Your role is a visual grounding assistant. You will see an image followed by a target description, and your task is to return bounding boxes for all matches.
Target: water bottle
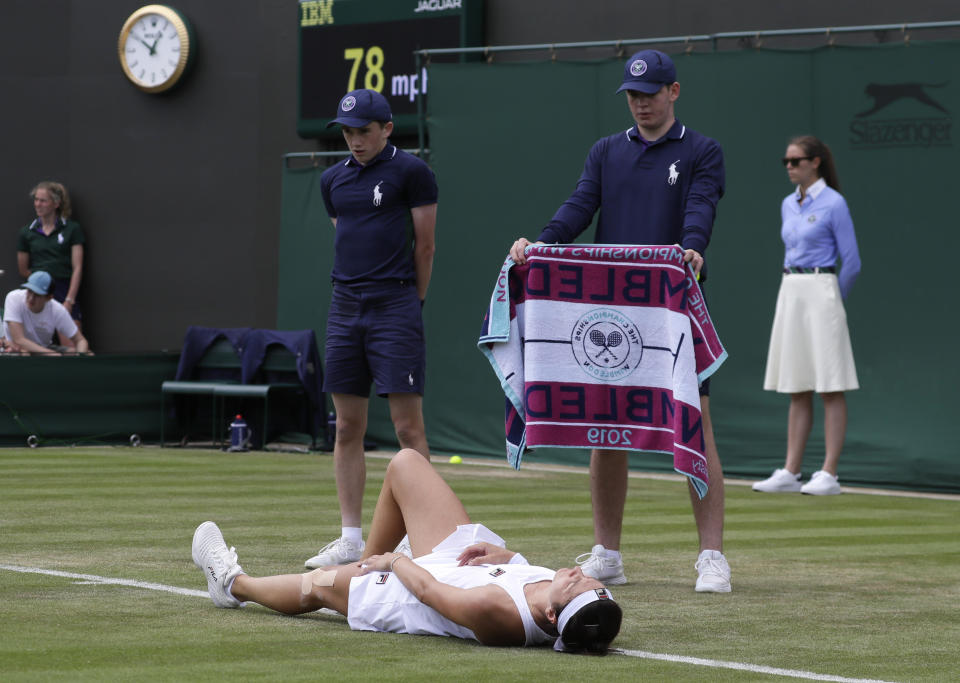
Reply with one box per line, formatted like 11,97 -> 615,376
229,414 -> 250,452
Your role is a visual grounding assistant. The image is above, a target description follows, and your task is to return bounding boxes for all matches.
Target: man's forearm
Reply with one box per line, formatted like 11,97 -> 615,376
14,337 -> 57,355
414,248 -> 434,302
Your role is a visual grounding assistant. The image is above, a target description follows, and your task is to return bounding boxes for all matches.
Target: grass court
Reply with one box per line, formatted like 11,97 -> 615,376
1,446 -> 958,681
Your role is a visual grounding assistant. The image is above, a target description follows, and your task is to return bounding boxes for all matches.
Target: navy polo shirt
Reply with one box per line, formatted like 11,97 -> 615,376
538,119 -> 724,258
320,143 -> 438,284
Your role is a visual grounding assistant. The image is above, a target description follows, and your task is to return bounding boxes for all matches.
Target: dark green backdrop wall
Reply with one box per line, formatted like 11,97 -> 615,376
279,43 -> 959,493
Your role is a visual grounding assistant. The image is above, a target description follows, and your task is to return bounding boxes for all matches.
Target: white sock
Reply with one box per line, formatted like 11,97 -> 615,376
225,573 -> 243,600
342,527 -> 363,545
600,547 -> 621,561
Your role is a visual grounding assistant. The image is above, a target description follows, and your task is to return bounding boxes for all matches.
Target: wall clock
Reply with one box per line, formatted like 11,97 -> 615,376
118,5 -> 195,93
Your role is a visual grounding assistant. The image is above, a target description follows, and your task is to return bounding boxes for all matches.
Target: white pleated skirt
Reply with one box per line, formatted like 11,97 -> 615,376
763,273 -> 859,393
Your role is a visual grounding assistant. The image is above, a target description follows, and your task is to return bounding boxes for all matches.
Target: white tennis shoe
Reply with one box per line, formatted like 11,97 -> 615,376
576,544 -> 627,585
801,470 -> 843,495
192,521 -> 245,608
304,536 -> 365,569
695,550 -> 731,593
752,468 -> 802,493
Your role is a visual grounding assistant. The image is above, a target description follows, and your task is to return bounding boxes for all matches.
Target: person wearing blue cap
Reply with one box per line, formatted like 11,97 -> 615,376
305,89 -> 439,570
2,270 -> 91,355
509,49 -> 730,592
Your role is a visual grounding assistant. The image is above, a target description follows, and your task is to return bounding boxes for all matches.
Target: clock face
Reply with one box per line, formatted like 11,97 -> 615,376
118,6 -> 192,93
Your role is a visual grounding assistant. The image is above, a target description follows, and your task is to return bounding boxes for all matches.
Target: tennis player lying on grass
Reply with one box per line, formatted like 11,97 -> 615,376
193,448 -> 622,653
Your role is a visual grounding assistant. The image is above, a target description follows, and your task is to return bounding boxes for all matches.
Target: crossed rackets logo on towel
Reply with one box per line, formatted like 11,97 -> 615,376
587,326 -> 626,365
567,308 -> 685,382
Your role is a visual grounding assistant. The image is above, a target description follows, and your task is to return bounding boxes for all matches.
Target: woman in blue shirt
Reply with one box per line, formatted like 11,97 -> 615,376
755,136 -> 861,496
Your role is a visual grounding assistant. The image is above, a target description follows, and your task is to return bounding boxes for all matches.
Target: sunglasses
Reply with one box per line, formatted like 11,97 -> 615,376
782,156 -> 813,167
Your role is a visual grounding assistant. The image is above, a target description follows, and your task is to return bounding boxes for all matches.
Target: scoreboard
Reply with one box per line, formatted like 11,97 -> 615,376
297,0 -> 483,138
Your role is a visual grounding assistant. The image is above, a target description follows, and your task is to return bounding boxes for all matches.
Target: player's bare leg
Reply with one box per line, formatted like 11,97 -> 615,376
231,563 -> 361,616
363,448 -> 469,559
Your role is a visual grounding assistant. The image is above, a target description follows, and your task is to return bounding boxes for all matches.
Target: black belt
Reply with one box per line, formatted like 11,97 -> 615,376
783,266 -> 835,274
334,279 -> 413,290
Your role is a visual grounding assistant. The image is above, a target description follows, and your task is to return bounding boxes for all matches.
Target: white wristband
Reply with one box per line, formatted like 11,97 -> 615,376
508,553 -> 528,565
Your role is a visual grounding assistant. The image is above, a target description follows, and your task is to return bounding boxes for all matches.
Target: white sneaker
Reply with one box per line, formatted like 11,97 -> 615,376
695,549 -> 731,593
752,468 -> 802,493
801,470 -> 842,495
304,536 -> 364,569
576,544 -> 627,585
192,521 -> 245,608
394,535 -> 413,558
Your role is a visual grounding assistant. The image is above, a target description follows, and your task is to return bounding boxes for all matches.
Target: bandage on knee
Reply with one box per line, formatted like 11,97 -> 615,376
300,568 -> 337,595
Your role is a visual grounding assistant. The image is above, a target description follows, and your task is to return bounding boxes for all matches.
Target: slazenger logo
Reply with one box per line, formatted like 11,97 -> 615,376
570,308 -> 642,382
849,81 -> 952,149
856,82 -> 948,117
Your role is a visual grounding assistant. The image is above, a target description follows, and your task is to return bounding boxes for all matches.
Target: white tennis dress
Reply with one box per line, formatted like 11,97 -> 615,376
347,524 -> 556,646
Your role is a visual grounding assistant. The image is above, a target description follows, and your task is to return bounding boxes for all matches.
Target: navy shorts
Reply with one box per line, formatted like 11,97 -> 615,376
323,281 -> 425,397
52,278 -> 82,322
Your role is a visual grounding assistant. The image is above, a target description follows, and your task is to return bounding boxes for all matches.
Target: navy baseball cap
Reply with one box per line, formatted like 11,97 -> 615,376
326,89 -> 393,128
616,49 -> 677,94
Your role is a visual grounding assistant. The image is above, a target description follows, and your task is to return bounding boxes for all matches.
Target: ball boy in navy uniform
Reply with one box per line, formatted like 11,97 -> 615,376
306,89 -> 438,569
510,50 -> 731,592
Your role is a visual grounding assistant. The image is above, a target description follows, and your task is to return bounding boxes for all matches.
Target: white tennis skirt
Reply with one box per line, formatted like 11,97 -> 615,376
763,273 -> 859,393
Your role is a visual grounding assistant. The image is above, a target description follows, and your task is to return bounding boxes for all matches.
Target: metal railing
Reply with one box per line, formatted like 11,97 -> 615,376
283,149 -> 430,169
411,20 -> 960,155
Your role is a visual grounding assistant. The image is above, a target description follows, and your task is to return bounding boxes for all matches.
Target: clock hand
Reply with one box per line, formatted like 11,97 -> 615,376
150,36 -> 161,55
133,32 -> 155,54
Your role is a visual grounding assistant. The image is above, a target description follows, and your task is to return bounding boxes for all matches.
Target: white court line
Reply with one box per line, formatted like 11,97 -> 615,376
0,563 -> 208,599
1,563 -> 897,683
615,649 -> 896,682
407,452 -> 960,502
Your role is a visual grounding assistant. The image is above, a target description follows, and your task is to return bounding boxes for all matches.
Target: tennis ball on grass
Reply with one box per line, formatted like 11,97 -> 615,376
448,455 -> 463,464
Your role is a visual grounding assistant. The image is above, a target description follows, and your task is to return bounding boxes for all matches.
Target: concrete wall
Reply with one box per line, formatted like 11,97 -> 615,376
1,0 -> 956,351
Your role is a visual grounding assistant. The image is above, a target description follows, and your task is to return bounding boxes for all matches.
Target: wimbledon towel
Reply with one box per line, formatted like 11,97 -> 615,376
478,245 -> 727,498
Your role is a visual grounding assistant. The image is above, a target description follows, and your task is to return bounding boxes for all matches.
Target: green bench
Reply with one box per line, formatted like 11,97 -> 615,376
161,340 -> 311,449
160,338 -> 241,447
